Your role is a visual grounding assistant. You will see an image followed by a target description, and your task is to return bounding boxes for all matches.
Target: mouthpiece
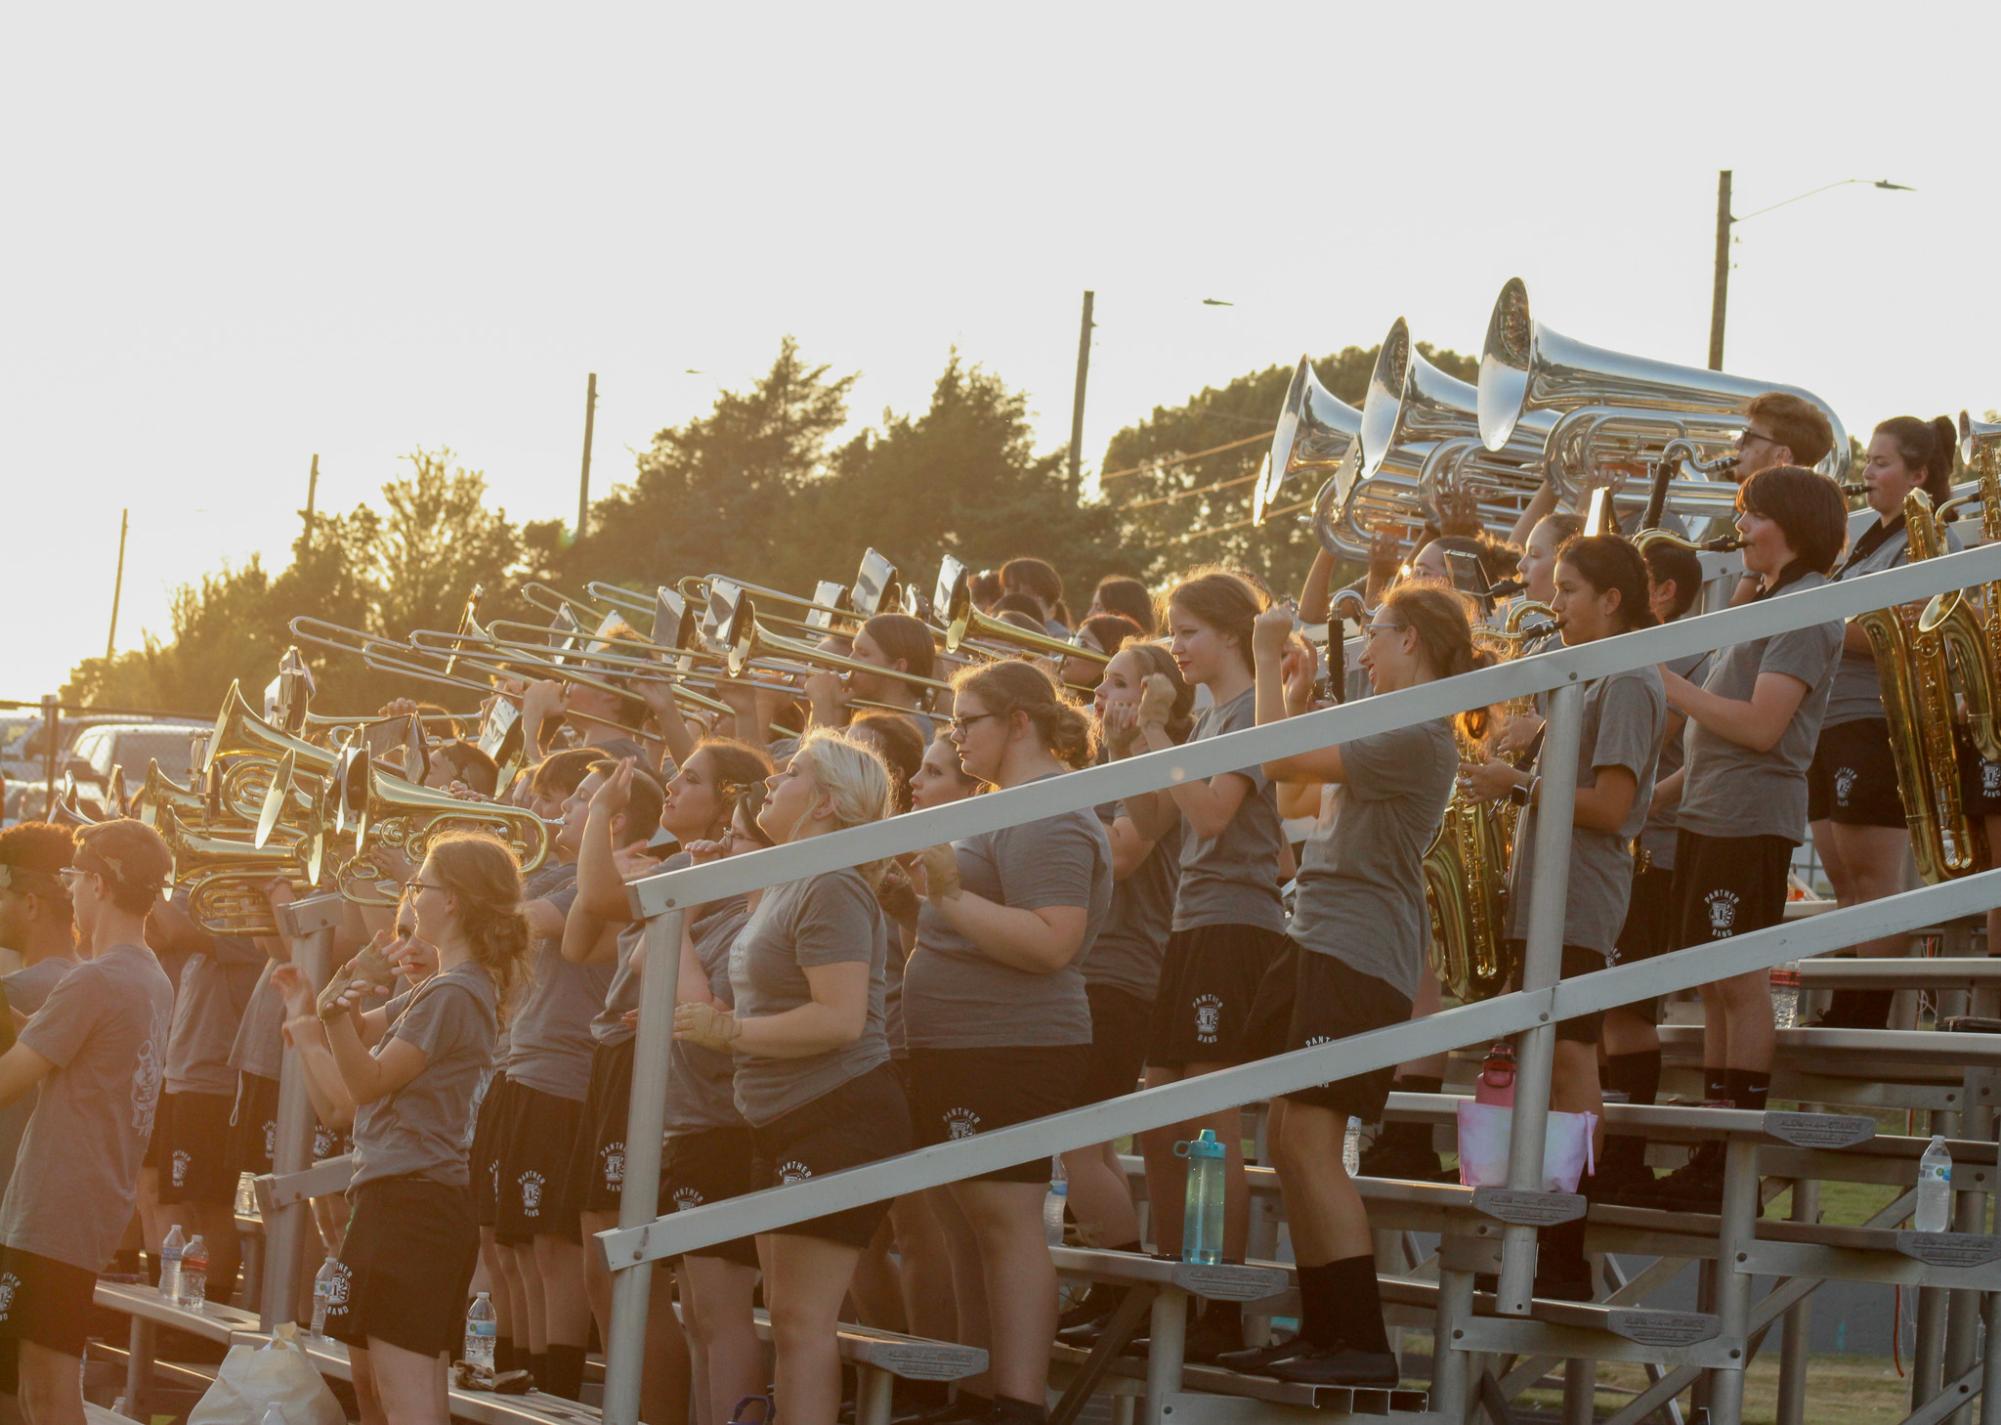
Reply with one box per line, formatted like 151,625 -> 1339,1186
1839,481 -> 1869,496
1485,577 -> 1526,599
1703,535 -> 1745,553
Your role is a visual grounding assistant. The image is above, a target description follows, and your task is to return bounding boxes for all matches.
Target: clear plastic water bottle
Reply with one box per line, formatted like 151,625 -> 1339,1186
1916,1135 -> 1954,1233
1175,1129 -> 1227,1266
465,1290 -> 498,1381
311,1255 -> 341,1338
1342,1117 -> 1362,1176
178,1234 -> 208,1312
1769,961 -> 1803,1030
1042,1158 -> 1068,1246
261,1406 -> 289,1425
158,1224 -> 185,1303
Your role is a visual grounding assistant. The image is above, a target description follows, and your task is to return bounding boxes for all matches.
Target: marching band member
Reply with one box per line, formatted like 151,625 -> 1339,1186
905,661 -> 1111,1425
1646,467 -> 1847,1209
1126,568 -> 1283,1361
802,612 -> 943,742
1231,585 -> 1467,1383
1056,645 -> 1191,1342
1724,394 -> 1837,605
0,826 -> 80,1203
0,822 -> 174,1425
1086,574 -> 1156,635
1461,536 -> 1666,1291
1000,556 -> 1073,636
673,731 -> 910,1425
1057,613 -> 1145,696
1808,416 -> 1957,1029
304,835 -> 526,1425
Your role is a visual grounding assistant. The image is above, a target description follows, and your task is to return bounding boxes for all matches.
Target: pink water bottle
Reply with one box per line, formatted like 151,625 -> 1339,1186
1476,1042 -> 1516,1108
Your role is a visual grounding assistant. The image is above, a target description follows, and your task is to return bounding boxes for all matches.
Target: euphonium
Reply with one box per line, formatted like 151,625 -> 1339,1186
157,806 -> 318,936
131,759 -> 209,829
1855,489 -> 1987,881
354,763 -> 552,876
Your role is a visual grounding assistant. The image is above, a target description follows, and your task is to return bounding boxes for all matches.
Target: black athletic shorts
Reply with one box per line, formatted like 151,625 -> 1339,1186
495,1081 -> 585,1244
471,1073 -> 511,1228
0,1245 -> 97,1356
1671,829 -> 1793,954
570,1039 -> 636,1218
906,1044 -> 1090,1184
145,1095 -> 171,1171
661,1125 -> 761,1266
1247,940 -> 1411,1118
1556,945 -> 1610,1044
160,1090 -> 238,1207
1611,860 -> 1677,1022
225,1073 -> 363,1187
1807,718 -> 1906,827
1079,984 -> 1152,1107
750,1063 -> 912,1249
1146,922 -> 1286,1068
324,1176 -> 479,1358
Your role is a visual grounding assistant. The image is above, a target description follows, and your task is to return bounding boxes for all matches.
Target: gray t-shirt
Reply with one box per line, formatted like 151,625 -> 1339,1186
228,958 -> 286,1082
507,873 -> 612,1101
351,962 -> 499,1191
592,851 -> 692,1048
903,804 -> 1112,1050
1507,668 -> 1666,958
164,934 -> 265,1096
1678,570 -> 1843,844
2,955 -> 76,1016
1172,687 -> 1286,933
663,897 -> 753,1136
728,868 -> 891,1127
1638,650 -> 1712,870
1084,803 -> 1182,1000
1289,720 -> 1459,999
1,943 -> 173,1272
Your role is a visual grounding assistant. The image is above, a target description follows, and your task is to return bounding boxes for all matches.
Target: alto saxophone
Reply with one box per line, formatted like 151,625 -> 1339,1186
1422,714 -> 1522,1002
1854,488 -> 1987,882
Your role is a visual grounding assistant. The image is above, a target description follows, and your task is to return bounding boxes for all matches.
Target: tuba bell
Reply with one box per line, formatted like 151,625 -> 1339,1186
1477,277 -> 1852,511
1262,356 -> 1363,526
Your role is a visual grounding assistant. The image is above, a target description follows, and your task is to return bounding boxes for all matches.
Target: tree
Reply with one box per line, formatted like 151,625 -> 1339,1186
1099,343 -> 1477,601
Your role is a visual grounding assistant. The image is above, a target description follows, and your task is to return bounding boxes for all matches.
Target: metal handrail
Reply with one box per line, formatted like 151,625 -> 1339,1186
596,540 -> 2001,1425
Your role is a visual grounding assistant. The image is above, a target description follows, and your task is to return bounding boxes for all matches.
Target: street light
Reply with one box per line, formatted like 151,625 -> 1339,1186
1707,172 -> 1915,370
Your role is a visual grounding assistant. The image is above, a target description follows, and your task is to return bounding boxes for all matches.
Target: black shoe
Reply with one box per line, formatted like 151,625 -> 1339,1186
1268,1344 -> 1400,1387
1182,1310 -> 1248,1365
1055,1285 -> 1124,1343
1213,1337 -> 1311,1374
1642,1142 -> 1725,1212
1357,1137 -> 1451,1182
1589,1153 -> 1658,1207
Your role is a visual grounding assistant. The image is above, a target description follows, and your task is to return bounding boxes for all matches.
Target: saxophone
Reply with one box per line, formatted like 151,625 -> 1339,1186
1854,489 -> 1987,882
1920,443 -> 2001,761
1421,704 -> 1523,1002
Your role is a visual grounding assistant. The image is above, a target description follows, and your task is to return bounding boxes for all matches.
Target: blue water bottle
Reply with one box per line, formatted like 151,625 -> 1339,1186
1175,1129 -> 1227,1265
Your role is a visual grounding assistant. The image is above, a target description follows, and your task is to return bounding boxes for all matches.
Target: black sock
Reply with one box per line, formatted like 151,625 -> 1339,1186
1704,1067 -> 1728,1103
992,1396 -> 1047,1425
1324,1254 -> 1390,1356
1295,1260 -> 1343,1347
1726,1069 -> 1771,1112
528,1351 -> 547,1386
544,1343 -> 585,1400
1603,1049 -> 1661,1106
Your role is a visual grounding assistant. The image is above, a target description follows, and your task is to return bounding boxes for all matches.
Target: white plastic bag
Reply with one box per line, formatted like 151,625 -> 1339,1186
1455,1101 -> 1597,1192
188,1323 -> 344,1425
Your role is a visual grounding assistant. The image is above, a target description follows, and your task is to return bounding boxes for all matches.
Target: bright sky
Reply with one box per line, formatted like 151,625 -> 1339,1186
7,4 -> 1997,703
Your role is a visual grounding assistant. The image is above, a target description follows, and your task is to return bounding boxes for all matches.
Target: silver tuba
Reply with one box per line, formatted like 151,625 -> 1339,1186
1261,356 -> 1363,525
1477,277 -> 1851,515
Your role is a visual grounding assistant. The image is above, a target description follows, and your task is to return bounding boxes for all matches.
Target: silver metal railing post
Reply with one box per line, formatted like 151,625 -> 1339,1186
602,908 -> 685,1425
1495,678 -> 1584,1315
260,892 -> 340,1331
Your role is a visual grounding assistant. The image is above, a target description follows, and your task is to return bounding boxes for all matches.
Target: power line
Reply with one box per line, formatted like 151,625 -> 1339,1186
1125,470 -> 1262,510
1098,428 -> 1274,482
1165,497 -> 1311,544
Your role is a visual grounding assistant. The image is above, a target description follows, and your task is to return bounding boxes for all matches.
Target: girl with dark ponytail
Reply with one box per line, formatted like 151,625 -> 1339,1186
1806,416 -> 1959,1029
1228,584 -> 1464,1384
311,833 -> 524,1425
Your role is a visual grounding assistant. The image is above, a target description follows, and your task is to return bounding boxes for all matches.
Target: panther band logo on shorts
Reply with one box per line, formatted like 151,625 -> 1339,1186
944,1107 -> 982,1140
263,1119 -> 279,1160
517,1169 -> 546,1216
0,1271 -> 19,1323
313,1124 -> 340,1160
322,1259 -> 352,1311
1834,765 -> 1858,807
777,1160 -> 813,1186
599,1142 -> 626,1190
1304,1033 -> 1334,1089
1704,889 -> 1741,938
171,1149 -> 192,1188
1193,994 -> 1224,1045
1985,762 -> 2001,798
671,1186 -> 704,1211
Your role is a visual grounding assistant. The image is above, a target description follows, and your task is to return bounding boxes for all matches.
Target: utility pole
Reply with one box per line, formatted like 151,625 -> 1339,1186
105,508 -> 129,660
1067,291 -> 1095,494
577,372 -> 598,542
303,453 -> 320,546
1707,169 -> 1733,371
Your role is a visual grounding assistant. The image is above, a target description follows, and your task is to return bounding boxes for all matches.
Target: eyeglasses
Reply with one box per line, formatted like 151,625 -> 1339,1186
1364,621 -> 1406,638
57,867 -> 87,888
408,880 -> 447,893
948,712 -> 998,737
1735,429 -> 1781,451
